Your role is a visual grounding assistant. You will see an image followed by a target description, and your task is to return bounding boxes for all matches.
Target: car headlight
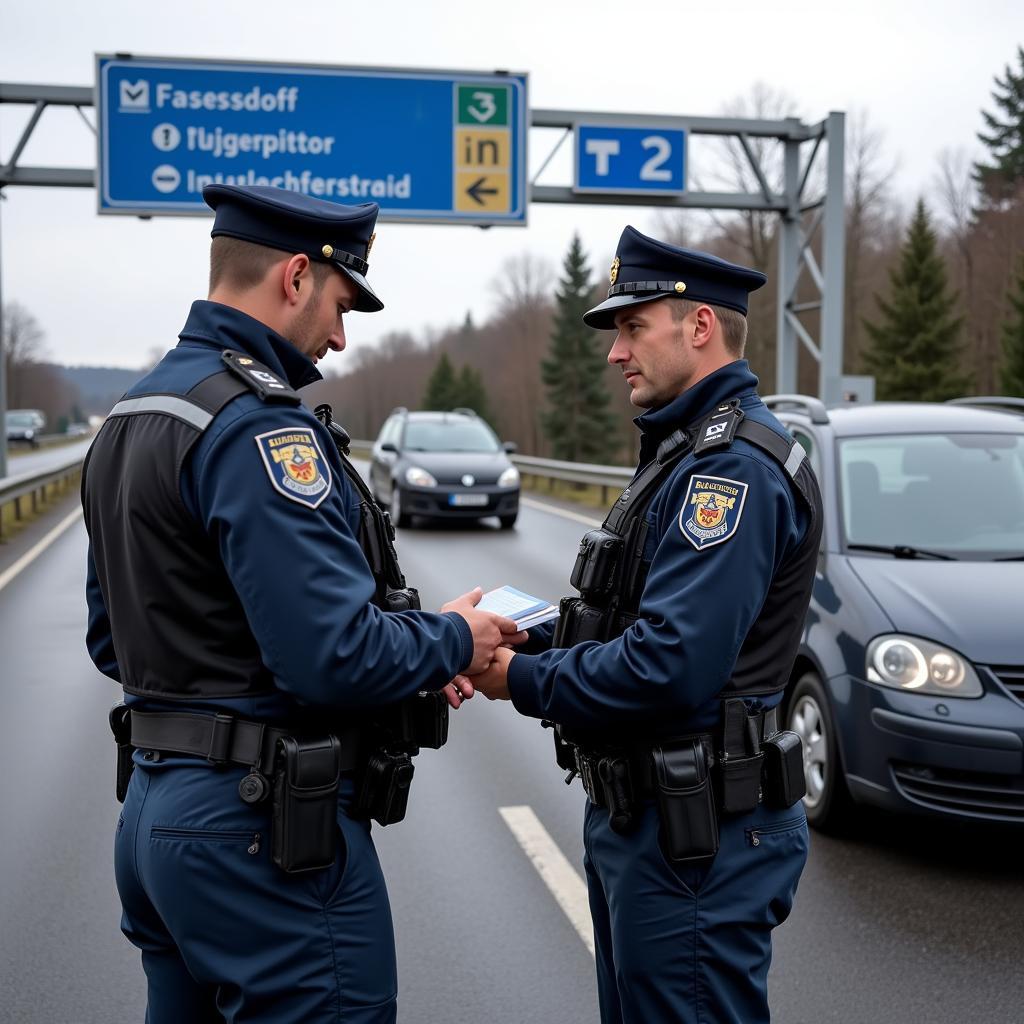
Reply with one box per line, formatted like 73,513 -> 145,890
498,466 -> 520,488
404,466 -> 437,488
866,635 -> 982,698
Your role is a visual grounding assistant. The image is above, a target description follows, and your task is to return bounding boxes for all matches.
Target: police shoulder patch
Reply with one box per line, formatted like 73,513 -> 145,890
255,426 -> 332,509
678,473 -> 749,550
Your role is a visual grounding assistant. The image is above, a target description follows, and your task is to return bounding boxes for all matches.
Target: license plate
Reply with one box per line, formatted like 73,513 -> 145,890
449,493 -> 488,507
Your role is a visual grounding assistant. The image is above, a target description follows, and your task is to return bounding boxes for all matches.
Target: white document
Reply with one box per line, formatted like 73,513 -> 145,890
477,585 -> 559,629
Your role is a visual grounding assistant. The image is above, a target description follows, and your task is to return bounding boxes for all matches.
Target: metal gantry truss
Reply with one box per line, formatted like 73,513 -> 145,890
0,82 -> 846,479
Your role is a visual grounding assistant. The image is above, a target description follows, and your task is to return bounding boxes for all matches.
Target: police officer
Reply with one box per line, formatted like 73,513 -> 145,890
473,226 -> 823,1023
82,185 -> 524,1023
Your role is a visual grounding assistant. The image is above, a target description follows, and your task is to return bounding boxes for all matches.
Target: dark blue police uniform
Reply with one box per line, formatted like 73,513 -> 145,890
83,188 -> 474,1023
507,228 -> 822,1024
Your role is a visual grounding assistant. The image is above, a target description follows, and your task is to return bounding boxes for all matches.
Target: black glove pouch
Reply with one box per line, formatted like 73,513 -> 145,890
355,749 -> 415,826
271,736 -> 341,874
553,597 -> 611,647
109,703 -> 135,804
406,691 -> 449,750
761,731 -> 806,808
651,739 -> 719,863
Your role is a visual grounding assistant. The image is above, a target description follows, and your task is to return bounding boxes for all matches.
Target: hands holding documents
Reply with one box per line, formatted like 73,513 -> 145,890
441,586 -> 558,703
440,587 -> 528,706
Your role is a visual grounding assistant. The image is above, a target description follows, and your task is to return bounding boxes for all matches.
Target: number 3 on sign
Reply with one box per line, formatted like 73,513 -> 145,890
467,92 -> 497,123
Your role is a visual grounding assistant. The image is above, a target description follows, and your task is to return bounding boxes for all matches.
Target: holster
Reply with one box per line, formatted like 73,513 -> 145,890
716,699 -> 765,815
109,702 -> 135,804
651,737 -> 719,863
271,735 -> 342,874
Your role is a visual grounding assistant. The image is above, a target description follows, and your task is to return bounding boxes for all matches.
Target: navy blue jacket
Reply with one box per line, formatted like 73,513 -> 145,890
507,361 -> 812,732
85,300 -> 472,720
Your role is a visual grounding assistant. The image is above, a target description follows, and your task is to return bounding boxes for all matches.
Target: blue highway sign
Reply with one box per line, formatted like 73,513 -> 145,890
574,124 -> 686,196
96,56 -> 528,225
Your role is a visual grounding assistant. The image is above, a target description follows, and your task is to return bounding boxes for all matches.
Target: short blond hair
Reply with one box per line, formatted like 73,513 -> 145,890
669,297 -> 748,357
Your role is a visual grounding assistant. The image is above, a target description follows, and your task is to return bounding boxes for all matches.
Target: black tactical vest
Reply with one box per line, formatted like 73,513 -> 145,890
82,353 -> 307,702
557,400 -> 823,703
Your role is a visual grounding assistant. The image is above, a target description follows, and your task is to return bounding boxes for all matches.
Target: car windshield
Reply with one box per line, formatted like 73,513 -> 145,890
403,419 -> 499,453
6,413 -> 36,428
839,432 -> 1024,559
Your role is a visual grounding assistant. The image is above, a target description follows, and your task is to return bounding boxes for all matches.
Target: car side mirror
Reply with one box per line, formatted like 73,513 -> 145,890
380,442 -> 398,454
502,441 -> 518,454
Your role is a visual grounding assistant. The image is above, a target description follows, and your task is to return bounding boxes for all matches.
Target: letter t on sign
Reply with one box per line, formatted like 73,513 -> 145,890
585,139 -> 620,176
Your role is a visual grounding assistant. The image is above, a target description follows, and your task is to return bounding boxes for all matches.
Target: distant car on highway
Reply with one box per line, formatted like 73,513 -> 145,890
5,409 -> 45,448
768,396 -> 1024,831
369,408 -> 520,529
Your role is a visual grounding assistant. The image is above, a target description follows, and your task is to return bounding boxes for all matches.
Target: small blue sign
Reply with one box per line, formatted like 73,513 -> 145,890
96,56 -> 528,225
574,124 -> 686,196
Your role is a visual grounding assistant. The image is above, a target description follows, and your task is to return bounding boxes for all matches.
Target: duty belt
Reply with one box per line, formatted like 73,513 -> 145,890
125,708 -> 361,776
565,706 -> 779,811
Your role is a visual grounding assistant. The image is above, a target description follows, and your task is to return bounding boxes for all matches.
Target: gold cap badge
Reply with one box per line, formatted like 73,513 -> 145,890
674,281 -> 687,293
366,232 -> 376,258
321,244 -> 334,258
238,358 -> 253,365
610,256 -> 620,286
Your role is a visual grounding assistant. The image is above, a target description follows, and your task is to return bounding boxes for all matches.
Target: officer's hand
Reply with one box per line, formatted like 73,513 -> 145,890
443,675 -> 474,708
472,648 -> 514,701
442,587 -> 527,673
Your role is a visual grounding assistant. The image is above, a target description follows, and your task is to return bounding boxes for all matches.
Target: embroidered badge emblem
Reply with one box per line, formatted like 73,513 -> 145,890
679,474 -> 749,550
255,427 -> 332,509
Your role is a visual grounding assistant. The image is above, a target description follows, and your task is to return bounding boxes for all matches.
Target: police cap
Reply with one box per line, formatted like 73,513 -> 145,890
583,225 -> 766,330
203,184 -> 384,313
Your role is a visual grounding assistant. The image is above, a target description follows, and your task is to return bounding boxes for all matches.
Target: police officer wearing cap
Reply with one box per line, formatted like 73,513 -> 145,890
81,185 -> 523,1023
473,225 -> 823,1023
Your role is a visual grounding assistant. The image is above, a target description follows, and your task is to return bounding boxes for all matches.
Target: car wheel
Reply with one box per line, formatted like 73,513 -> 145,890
787,671 -> 854,833
390,484 -> 411,529
499,514 -> 517,530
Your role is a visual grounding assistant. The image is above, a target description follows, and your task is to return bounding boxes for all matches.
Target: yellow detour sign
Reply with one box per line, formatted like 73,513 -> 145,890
454,86 -> 512,215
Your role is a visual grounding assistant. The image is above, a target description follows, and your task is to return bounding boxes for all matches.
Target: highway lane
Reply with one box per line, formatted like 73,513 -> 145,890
2,492 -> 1024,1022
4,439 -> 94,479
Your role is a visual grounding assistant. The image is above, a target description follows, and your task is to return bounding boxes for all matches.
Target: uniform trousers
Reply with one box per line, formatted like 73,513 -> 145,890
584,797 -> 808,1024
115,759 -> 397,1023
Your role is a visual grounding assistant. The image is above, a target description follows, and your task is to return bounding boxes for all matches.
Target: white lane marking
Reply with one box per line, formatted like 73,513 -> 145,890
499,804 -> 595,957
0,506 -> 83,594
520,496 -> 602,528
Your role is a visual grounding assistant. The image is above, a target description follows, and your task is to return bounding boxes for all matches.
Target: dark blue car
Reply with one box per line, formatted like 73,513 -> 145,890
768,397 -> 1024,830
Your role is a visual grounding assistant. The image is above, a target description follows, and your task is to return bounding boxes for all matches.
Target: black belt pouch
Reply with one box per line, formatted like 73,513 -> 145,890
718,752 -> 764,814
356,750 -> 415,826
762,731 -> 806,808
651,739 -> 719,863
109,703 -> 135,804
272,736 -> 341,873
553,597 -> 610,646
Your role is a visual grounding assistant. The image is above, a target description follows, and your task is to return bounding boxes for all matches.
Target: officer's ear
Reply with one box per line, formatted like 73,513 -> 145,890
691,305 -> 718,350
281,253 -> 313,307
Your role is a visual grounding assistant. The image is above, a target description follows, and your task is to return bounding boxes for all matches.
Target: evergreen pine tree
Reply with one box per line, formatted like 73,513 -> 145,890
422,352 -> 460,410
999,254 -> 1024,397
974,45 -> 1024,208
455,364 -> 496,429
863,199 -> 970,401
541,234 -> 617,462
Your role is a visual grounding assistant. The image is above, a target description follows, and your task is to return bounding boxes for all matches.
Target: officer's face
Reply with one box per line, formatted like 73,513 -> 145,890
288,268 -> 359,364
609,300 -> 696,408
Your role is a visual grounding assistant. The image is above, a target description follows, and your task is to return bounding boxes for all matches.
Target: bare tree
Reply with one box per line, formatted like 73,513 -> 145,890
844,110 -> 900,371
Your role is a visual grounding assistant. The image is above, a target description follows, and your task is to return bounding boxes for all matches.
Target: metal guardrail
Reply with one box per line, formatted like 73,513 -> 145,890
0,452 -> 85,540
348,441 -> 633,502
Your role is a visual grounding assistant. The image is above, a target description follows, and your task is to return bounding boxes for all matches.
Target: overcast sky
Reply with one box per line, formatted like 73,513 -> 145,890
1,0 -> 1019,370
